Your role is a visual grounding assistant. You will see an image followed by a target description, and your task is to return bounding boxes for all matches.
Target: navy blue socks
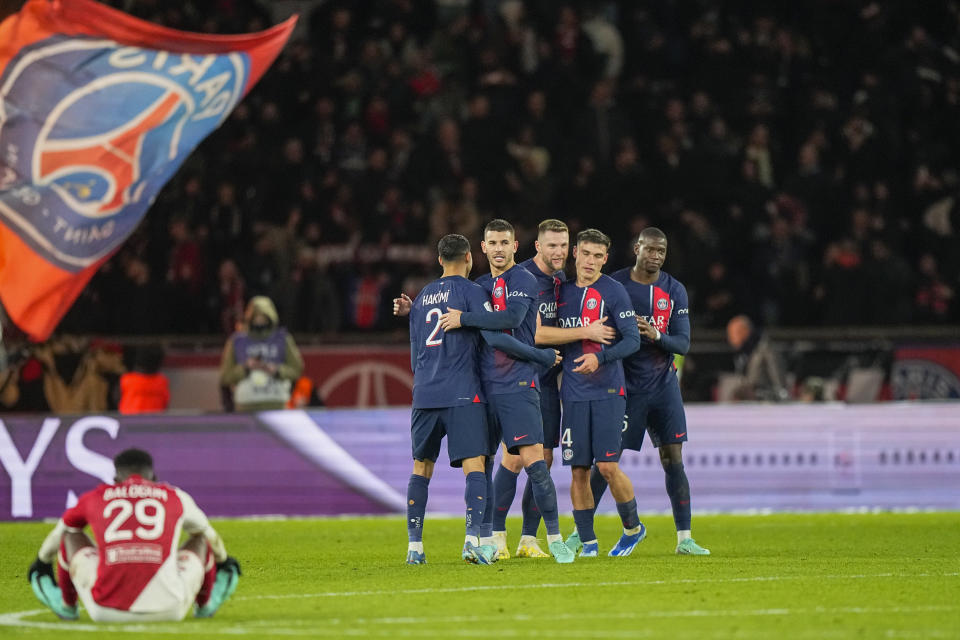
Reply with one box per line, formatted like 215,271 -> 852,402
664,462 -> 692,531
616,498 -> 640,531
492,465 -> 519,531
525,460 -> 559,536
406,474 -> 429,542
464,471 -> 486,539
520,479 -> 541,536
589,464 -> 608,514
480,459 -> 495,539
573,508 -> 597,543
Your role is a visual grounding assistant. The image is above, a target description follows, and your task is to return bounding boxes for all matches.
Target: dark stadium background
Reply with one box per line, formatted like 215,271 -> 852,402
1,0 -> 958,406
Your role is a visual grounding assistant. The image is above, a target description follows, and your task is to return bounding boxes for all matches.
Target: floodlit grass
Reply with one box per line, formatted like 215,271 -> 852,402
1,513 -> 958,638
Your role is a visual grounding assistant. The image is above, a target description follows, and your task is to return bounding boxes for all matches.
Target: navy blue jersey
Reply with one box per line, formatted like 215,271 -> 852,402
409,276 -> 489,408
556,274 -> 641,402
519,257 -> 565,389
475,264 -> 540,395
611,268 -> 691,394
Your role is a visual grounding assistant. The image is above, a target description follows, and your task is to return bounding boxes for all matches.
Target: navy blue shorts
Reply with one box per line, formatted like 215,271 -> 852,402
622,378 -> 688,451
411,403 -> 489,467
487,388 -> 543,455
560,396 -> 626,467
540,387 -> 562,449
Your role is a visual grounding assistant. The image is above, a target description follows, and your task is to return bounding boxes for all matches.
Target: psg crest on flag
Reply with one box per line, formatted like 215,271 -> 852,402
0,36 -> 248,272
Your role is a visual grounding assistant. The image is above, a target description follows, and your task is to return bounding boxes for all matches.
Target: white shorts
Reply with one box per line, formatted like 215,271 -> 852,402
69,547 -> 205,622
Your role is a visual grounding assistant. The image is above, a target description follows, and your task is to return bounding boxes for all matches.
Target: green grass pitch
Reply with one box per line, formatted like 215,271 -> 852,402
1,513 -> 958,639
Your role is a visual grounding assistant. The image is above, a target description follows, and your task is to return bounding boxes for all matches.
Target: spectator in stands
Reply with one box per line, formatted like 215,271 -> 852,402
816,240 -> 869,325
798,376 -> 827,403
0,324 -> 21,409
166,217 -> 206,332
914,253 -> 955,323
697,261 -> 745,329
219,296 -> 303,412
118,345 -> 170,414
66,0 -> 958,335
212,259 -> 247,335
287,376 -> 324,409
32,337 -> 125,413
726,315 -> 789,402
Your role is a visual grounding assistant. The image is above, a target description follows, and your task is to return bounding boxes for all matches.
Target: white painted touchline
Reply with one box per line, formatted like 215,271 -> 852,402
238,604 -> 959,627
1,571 -> 955,635
234,570 -> 960,600
1,601 -> 957,635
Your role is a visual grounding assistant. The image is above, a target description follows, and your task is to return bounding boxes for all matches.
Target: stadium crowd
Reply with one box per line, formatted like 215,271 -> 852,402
57,0 -> 960,335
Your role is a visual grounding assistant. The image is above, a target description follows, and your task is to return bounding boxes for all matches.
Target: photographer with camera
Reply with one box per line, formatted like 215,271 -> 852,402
219,296 -> 303,412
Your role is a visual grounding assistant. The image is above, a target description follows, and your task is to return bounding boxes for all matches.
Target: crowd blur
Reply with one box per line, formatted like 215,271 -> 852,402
56,0 -> 959,336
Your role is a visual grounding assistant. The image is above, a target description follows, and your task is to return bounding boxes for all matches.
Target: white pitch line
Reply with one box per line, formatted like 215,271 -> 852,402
1,604 -> 958,637
1,571 -> 956,636
235,571 -> 960,601
236,604 -> 960,628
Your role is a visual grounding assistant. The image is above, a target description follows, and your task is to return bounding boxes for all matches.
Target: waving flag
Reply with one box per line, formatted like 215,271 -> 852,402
0,0 -> 296,340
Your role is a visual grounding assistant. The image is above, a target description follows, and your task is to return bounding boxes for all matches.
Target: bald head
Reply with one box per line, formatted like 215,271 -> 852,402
726,315 -> 753,349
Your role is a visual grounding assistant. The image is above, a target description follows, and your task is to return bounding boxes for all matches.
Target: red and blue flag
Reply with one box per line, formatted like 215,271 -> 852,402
0,0 -> 295,340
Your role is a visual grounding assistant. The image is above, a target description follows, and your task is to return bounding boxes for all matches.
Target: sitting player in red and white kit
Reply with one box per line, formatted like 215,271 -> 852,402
27,448 -> 241,622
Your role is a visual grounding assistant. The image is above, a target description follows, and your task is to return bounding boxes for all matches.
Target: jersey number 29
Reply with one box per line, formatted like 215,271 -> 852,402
103,498 -> 167,542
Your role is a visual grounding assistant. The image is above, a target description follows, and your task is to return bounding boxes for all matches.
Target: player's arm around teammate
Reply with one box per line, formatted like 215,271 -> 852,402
400,234 -> 555,565
438,220 -> 575,563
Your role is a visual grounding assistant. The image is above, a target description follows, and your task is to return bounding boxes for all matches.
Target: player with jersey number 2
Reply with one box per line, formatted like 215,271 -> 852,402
27,448 -> 240,622
455,219 -> 615,559
436,219 -> 575,564
396,233 -> 560,566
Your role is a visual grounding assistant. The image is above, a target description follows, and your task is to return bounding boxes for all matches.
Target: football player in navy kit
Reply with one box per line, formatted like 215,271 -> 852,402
400,234 -> 561,565
604,227 -> 710,555
542,229 -> 645,558
434,220 -> 575,563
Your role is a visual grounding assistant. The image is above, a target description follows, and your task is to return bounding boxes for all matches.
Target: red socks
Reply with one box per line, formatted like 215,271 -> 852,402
57,542 -> 78,607
195,545 -> 217,607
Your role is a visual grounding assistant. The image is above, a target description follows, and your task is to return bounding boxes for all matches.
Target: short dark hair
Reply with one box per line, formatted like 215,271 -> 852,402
113,448 -> 153,474
437,234 -> 471,262
484,219 -> 514,237
637,227 -> 667,245
134,345 -> 164,374
538,219 -> 568,235
577,228 -> 611,249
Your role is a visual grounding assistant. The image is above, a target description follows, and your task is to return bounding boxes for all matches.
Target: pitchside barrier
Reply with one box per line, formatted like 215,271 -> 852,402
1,403 -> 958,521
158,342 -> 960,408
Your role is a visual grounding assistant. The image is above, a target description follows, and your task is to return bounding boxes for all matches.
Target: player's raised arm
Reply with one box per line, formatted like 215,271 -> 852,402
393,293 -> 413,317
